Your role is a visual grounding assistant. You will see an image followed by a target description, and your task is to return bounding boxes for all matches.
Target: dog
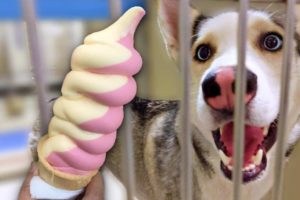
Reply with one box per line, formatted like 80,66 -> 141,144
29,1 -> 300,199
105,1 -> 300,200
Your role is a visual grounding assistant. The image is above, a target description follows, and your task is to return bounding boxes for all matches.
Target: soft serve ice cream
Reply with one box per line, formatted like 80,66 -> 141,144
37,7 -> 145,190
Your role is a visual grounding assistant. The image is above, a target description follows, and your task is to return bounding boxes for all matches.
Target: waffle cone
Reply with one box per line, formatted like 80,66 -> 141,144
37,135 -> 98,190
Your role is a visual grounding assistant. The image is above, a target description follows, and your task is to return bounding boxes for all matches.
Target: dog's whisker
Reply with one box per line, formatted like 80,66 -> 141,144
263,3 -> 274,13
269,9 -> 285,18
191,33 -> 199,40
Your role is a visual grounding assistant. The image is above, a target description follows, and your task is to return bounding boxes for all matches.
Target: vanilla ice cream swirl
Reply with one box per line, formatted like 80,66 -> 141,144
38,7 -> 145,176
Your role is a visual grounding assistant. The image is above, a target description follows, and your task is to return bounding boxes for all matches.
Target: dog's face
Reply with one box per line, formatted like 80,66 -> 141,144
193,11 -> 284,183
159,0 -> 300,184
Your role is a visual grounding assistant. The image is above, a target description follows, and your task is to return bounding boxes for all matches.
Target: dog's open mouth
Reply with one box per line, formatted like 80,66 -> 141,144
212,119 -> 277,183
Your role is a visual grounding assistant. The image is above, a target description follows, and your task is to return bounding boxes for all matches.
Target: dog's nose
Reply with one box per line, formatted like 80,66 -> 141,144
202,67 -> 257,111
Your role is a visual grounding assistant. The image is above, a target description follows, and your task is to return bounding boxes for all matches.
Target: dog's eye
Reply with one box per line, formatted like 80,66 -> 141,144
195,45 -> 212,62
262,33 -> 283,52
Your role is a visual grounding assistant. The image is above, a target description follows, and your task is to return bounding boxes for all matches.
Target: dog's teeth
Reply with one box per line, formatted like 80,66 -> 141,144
263,126 -> 269,136
252,149 -> 263,166
243,164 -> 255,171
242,166 -> 248,172
249,164 -> 255,170
243,165 -> 250,171
219,150 -> 231,165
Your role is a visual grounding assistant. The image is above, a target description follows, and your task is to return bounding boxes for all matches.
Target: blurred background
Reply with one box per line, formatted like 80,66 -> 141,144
0,0 -> 300,199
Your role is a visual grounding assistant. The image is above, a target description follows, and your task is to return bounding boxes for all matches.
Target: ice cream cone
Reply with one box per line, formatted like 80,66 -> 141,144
36,6 -> 145,191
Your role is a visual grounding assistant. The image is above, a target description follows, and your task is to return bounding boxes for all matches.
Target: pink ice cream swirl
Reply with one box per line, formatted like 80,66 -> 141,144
39,7 -> 145,176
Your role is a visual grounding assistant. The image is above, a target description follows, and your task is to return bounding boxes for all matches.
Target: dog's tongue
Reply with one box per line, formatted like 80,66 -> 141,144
221,122 -> 264,166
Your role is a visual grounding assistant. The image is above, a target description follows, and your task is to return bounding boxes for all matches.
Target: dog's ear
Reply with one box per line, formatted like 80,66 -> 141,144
158,0 -> 199,60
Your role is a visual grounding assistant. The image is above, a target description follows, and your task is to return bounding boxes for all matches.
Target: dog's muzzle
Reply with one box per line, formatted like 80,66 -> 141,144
201,66 -> 277,183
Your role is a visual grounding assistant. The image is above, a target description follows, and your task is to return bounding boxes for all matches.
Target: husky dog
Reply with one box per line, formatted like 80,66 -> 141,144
106,1 -> 300,200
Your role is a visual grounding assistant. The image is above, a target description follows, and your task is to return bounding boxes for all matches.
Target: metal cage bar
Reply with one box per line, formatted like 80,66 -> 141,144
272,0 -> 296,200
21,0 -> 50,134
121,106 -> 136,200
109,0 -> 122,20
179,0 -> 193,200
233,0 -> 249,200
108,1 -> 137,199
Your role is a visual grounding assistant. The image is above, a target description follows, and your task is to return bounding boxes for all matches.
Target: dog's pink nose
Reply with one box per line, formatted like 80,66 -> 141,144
202,67 -> 257,111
